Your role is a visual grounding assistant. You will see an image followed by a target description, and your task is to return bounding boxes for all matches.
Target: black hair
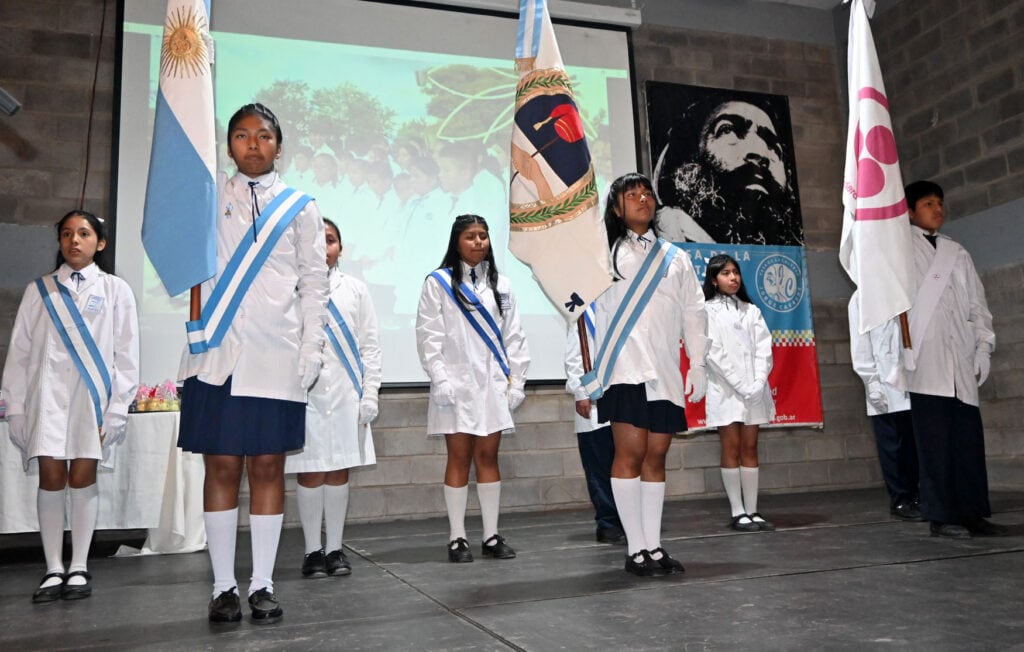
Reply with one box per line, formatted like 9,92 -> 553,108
228,103 -> 283,144
437,214 -> 503,315
702,253 -> 752,303
603,172 -> 658,279
54,209 -> 113,273
323,217 -> 342,246
904,180 -> 943,212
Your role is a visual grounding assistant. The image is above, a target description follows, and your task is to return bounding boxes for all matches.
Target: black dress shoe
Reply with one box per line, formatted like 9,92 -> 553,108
624,550 -> 666,577
448,538 -> 473,563
482,534 -> 516,559
301,549 -> 328,578
61,570 -> 92,600
929,522 -> 971,539
31,572 -> 65,604
729,514 -> 760,532
208,588 -> 242,623
326,549 -> 352,576
596,526 -> 626,545
962,517 -> 1009,537
248,588 -> 283,624
891,500 -> 925,522
749,512 -> 776,531
648,547 -> 685,574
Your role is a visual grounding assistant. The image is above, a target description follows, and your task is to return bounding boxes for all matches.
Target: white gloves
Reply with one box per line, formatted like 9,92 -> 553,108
866,380 -> 888,413
101,413 -> 128,448
7,414 -> 28,453
974,351 -> 991,386
684,365 -> 707,403
358,397 -> 379,425
298,351 -> 324,390
743,379 -> 767,402
507,387 -> 526,412
431,380 -> 456,406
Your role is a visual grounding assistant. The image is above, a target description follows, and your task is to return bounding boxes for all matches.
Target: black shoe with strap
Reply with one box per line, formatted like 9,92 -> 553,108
61,570 -> 92,600
248,588 -> 283,624
749,512 -> 776,531
729,514 -> 760,532
482,534 -> 516,559
624,550 -> 667,577
648,547 -> 685,574
208,587 -> 242,623
448,537 -> 473,563
31,572 -> 65,604
326,549 -> 352,576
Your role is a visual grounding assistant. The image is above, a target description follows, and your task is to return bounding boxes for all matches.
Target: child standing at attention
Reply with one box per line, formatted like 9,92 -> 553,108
178,103 -> 329,624
2,210 -> 140,603
702,254 -> 776,532
286,218 -> 381,578
586,173 -> 708,577
416,214 -> 529,563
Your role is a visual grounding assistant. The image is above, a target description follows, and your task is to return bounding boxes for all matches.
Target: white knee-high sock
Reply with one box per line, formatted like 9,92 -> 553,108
204,507 -> 238,596
721,467 -> 745,516
324,483 -> 350,553
741,466 -> 760,515
295,484 -> 325,554
476,481 -> 501,542
640,481 -> 665,553
68,484 -> 98,575
444,484 -> 468,542
611,476 -> 644,555
37,488 -> 66,576
249,513 -> 283,596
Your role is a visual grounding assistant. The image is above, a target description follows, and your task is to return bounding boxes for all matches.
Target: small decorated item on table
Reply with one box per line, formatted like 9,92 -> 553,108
155,380 -> 180,411
133,384 -> 153,412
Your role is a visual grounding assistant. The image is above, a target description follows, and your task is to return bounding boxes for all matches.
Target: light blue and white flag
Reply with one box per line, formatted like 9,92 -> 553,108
142,0 -> 217,298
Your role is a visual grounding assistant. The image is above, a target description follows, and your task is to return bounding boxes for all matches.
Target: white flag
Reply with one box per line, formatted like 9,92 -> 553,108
509,0 -> 612,323
839,0 -> 916,335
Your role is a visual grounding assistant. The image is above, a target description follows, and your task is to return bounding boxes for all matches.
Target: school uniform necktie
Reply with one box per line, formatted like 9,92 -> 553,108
924,234 -> 937,248
470,268 -> 478,285
71,271 -> 84,290
637,234 -> 650,250
247,181 -> 261,243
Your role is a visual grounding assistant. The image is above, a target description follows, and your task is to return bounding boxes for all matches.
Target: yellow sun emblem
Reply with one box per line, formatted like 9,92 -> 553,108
160,5 -> 208,79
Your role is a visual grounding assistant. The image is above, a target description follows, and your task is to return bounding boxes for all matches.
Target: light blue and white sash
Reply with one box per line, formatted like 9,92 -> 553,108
583,302 -> 596,339
35,275 -> 112,427
186,187 -> 313,354
429,268 -> 511,379
324,299 -> 364,398
580,238 -> 678,399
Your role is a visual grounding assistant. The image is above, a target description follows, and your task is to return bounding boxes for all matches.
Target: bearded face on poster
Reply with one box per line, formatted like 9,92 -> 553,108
648,83 -> 805,247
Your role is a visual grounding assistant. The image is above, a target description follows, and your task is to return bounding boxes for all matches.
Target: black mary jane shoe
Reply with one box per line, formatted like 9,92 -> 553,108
648,547 -> 685,574
448,538 -> 474,563
61,571 -> 92,600
31,572 -> 66,604
482,534 -> 516,559
729,514 -> 760,532
624,550 -> 666,577
749,512 -> 776,531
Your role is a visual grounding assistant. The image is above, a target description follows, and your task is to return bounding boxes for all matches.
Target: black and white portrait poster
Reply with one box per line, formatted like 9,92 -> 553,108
646,82 -> 804,246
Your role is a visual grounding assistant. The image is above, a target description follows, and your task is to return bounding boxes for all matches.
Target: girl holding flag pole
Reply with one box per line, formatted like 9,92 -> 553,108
2,209 -> 140,603
416,214 -> 530,563
285,218 -> 382,579
581,173 -> 708,577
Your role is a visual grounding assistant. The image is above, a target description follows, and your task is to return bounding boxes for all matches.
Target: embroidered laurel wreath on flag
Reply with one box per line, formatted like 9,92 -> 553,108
508,0 -> 612,322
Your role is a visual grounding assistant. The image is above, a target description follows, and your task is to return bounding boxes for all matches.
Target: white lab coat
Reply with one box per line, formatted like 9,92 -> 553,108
704,294 -> 774,427
178,171 -> 329,402
564,324 -> 609,434
416,261 -> 529,436
286,268 -> 381,473
906,227 -> 994,406
848,292 -> 910,415
2,263 -> 139,466
591,231 -> 708,408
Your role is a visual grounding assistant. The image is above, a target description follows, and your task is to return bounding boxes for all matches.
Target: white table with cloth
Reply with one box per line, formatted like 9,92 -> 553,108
0,412 -> 206,554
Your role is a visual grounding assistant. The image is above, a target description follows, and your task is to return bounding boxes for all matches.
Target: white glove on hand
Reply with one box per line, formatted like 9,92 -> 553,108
358,397 -> 379,425
298,351 -> 324,390
866,380 -> 889,413
744,379 -> 766,402
507,387 -> 526,412
431,380 -> 456,407
101,414 -> 128,448
7,414 -> 28,453
684,365 -> 707,403
974,351 -> 991,386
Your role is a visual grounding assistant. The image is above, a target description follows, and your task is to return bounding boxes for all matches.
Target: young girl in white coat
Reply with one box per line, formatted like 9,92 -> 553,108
702,254 -> 776,532
590,173 -> 708,577
286,218 -> 381,578
415,214 -> 529,563
2,209 -> 139,603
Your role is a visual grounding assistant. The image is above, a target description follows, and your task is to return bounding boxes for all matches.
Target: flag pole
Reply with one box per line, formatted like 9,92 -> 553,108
190,286 -> 201,321
899,311 -> 911,349
576,315 -> 592,374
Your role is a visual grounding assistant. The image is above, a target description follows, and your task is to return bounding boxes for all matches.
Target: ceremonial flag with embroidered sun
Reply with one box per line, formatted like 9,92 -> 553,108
839,0 -> 916,335
142,0 -> 217,298
509,0 -> 612,323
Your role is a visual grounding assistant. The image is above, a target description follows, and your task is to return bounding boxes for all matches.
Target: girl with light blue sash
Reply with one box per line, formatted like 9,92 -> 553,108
2,210 -> 140,603
415,215 -> 530,564
588,173 -> 708,577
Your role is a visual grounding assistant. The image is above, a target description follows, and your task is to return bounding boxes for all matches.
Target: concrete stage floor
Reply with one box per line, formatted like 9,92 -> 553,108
1,487 -> 1022,650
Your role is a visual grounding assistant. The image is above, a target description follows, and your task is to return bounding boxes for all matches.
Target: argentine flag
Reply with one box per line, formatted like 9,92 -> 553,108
142,0 -> 217,298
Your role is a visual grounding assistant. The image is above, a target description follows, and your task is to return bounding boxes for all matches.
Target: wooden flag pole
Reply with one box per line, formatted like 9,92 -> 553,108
577,314 -> 592,374
190,286 -> 201,321
898,311 -> 911,349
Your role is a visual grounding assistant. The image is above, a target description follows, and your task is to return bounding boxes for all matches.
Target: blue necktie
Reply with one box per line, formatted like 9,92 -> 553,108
470,268 -> 478,284
71,271 -> 84,290
637,234 -> 650,249
248,181 -> 261,243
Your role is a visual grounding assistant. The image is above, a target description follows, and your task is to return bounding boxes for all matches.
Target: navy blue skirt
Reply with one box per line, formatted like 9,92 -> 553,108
596,383 -> 687,434
178,376 -> 305,455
